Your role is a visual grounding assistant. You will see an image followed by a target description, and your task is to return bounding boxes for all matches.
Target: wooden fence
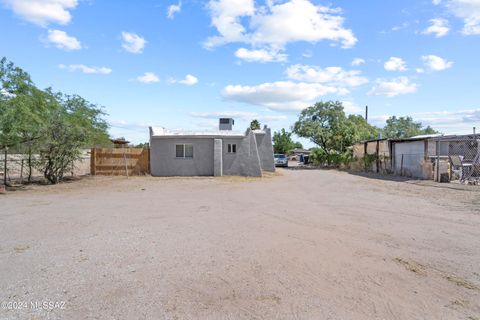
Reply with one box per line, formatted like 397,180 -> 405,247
90,148 -> 150,176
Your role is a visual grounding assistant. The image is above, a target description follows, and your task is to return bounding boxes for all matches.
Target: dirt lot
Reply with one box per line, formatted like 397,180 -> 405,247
1,169 -> 479,320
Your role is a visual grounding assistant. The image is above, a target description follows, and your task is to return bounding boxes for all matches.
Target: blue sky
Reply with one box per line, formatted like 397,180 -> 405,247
1,0 -> 479,144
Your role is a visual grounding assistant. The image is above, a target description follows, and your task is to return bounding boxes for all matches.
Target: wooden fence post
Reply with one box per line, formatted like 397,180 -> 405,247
90,148 -> 96,176
400,154 -> 404,176
147,148 -> 150,174
20,159 -> 24,183
123,149 -> 129,178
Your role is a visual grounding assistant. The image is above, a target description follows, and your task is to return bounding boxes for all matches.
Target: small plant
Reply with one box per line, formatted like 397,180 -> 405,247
310,148 -> 352,167
363,154 -> 377,169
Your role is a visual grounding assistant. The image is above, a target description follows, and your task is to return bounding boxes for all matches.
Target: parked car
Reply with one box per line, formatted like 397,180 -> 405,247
274,154 -> 288,167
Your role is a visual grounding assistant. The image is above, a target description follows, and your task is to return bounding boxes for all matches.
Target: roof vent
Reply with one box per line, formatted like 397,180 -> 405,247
219,118 -> 234,131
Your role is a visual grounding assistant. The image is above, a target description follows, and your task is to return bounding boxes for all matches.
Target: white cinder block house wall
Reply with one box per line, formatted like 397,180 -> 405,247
149,119 -> 275,177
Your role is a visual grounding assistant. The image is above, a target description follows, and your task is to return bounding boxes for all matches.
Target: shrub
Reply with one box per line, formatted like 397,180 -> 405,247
310,148 -> 352,167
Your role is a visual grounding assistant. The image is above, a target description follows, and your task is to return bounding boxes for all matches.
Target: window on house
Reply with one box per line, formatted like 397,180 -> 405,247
185,144 -> 193,158
227,143 -> 237,153
176,144 -> 193,158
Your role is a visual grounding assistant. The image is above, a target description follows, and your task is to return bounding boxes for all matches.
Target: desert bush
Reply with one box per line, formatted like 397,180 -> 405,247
310,148 -> 352,167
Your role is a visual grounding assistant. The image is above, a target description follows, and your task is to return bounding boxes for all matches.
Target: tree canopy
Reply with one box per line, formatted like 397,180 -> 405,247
293,101 -> 378,154
382,116 -> 438,139
1,57 -> 111,184
250,119 -> 261,130
272,129 -> 302,154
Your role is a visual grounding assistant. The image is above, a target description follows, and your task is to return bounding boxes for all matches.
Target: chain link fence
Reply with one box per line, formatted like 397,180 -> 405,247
0,149 -> 91,184
432,135 -> 480,184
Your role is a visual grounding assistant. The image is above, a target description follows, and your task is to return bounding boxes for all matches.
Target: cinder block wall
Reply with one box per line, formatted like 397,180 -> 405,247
222,131 -> 262,177
255,127 -> 275,172
150,138 -> 214,176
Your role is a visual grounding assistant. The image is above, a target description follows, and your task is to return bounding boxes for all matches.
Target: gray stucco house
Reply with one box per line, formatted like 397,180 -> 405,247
149,118 -> 275,177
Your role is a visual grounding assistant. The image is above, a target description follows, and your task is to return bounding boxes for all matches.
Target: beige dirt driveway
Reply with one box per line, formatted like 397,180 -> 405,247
0,169 -> 479,319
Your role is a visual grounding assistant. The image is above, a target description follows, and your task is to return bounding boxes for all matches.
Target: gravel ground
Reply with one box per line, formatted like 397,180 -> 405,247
0,169 -> 479,320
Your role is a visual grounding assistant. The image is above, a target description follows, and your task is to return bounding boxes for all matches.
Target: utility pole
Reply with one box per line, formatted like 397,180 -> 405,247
365,105 -> 368,122
474,127 -> 476,136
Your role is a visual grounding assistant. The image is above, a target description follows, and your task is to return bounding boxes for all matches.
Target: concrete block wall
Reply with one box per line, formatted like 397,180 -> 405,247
214,139 -> 223,177
150,137 -> 214,176
222,130 -> 262,177
255,127 -> 275,172
149,127 -> 273,177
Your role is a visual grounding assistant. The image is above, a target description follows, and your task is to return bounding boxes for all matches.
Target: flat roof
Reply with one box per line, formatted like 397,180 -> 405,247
356,133 -> 478,144
390,134 -> 479,143
150,126 -> 247,138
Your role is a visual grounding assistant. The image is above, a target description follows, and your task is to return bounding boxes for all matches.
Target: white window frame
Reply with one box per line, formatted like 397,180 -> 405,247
175,144 -> 193,158
227,143 -> 237,153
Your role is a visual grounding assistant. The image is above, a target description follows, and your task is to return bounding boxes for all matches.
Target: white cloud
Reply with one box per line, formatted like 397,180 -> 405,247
58,64 -> 112,74
169,74 -> 199,85
121,32 -> 146,54
368,77 -> 418,97
135,72 -> 159,84
259,114 -> 289,122
421,55 -> 453,71
109,120 -> 150,131
434,0 -> 480,35
167,2 -> 181,19
46,29 -> 81,50
384,57 -> 407,71
423,18 -> 450,37
181,74 -> 199,85
370,108 -> 480,134
223,81 -> 347,111
190,111 -> 257,119
205,0 -> 255,47
189,111 -> 287,122
302,50 -> 313,58
205,0 -> 357,57
391,21 -> 411,32
351,58 -> 365,66
412,109 -> 480,124
341,100 -> 364,114
235,47 -> 287,63
2,0 -> 78,27
286,64 -> 368,87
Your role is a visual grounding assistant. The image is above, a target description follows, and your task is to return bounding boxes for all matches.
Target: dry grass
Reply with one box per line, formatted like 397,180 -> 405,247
444,275 -> 479,290
394,258 -> 427,275
395,257 -> 479,292
13,245 -> 30,253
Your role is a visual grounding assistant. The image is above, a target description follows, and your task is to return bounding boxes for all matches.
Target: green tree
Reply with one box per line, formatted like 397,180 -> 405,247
0,57 -> 38,149
293,101 -> 375,153
250,119 -> 261,130
273,129 -> 295,154
0,58 -> 55,183
0,57 -> 111,184
344,114 -> 379,146
293,141 -> 303,149
132,142 -> 149,148
382,116 -> 438,139
37,92 -> 110,184
293,101 -> 347,155
293,101 -> 379,160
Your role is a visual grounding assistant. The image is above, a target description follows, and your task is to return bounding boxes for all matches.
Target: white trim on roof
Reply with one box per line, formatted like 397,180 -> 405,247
149,126 -> 246,137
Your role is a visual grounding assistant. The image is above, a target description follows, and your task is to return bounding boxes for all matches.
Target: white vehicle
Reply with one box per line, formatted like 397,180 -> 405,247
274,154 -> 288,167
